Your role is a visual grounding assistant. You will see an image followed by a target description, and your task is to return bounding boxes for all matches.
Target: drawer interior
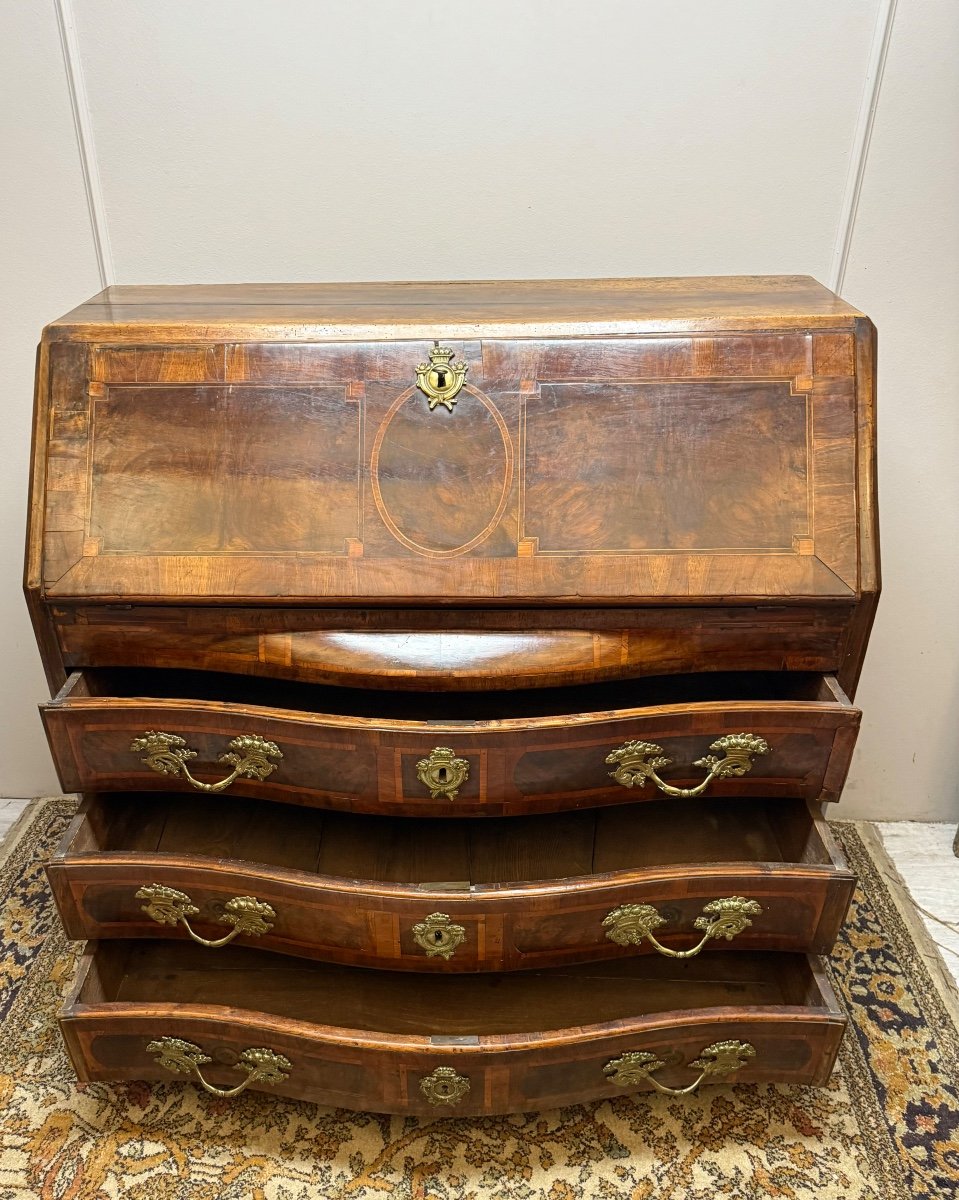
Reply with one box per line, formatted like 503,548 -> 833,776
76,942 -> 832,1034
63,667 -> 850,720
67,794 -> 837,884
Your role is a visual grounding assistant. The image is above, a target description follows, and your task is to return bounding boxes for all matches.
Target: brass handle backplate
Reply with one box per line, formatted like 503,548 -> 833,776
419,1065 -> 471,1106
135,883 -> 276,948
131,731 -> 282,793
415,342 -> 468,411
412,912 -> 466,959
606,733 -> 769,797
604,1039 -> 755,1096
147,1036 -> 291,1098
603,896 -> 762,958
416,746 -> 470,801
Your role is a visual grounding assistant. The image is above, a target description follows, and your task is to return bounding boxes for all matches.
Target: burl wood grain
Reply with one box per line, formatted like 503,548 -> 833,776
61,944 -> 846,1114
47,795 -> 855,969
41,670 -> 860,815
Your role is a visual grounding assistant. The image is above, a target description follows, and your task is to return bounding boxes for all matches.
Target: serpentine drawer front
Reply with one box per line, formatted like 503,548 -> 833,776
41,669 -> 860,816
47,795 -> 855,969
61,943 -> 846,1115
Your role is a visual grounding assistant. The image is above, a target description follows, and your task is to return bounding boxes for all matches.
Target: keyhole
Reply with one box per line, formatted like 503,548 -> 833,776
434,930 -> 444,944
437,766 -> 448,782
433,369 -> 448,389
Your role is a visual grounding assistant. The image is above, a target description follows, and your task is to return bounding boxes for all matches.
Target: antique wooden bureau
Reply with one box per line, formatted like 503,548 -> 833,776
26,276 -> 878,1115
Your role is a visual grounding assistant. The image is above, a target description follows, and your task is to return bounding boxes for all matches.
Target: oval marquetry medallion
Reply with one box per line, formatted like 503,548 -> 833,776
370,384 -> 513,557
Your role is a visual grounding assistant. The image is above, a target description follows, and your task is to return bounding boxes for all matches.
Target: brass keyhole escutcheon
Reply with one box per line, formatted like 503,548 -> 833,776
416,747 -> 470,801
420,1065 -> 471,1106
412,912 -> 466,959
414,342 -> 468,411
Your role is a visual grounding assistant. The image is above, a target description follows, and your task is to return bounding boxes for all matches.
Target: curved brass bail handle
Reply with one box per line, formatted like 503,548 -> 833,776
188,1060 -> 263,1099
146,1036 -> 291,1098
604,1040 -> 756,1097
603,896 -> 763,959
606,733 -> 769,798
177,918 -> 242,950
135,884 -> 276,949
175,763 -> 242,795
130,731 -> 283,794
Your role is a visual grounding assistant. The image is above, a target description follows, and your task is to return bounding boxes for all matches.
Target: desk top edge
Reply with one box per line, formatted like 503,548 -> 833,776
43,275 -> 866,342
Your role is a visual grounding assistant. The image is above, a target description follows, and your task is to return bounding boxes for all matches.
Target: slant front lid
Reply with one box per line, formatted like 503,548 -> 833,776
32,279 -> 875,605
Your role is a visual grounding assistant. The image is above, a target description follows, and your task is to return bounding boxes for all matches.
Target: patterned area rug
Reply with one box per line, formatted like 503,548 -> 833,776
1,798 -> 958,1200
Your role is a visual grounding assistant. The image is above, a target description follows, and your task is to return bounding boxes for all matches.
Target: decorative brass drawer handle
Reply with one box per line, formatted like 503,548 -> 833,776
135,883 -> 276,948
415,342 -> 468,411
604,1039 -> 755,1097
420,1065 -> 471,1106
606,732 -> 769,797
130,731 -> 283,793
147,1036 -> 291,1098
603,896 -> 763,957
416,746 -> 470,801
413,912 -> 466,959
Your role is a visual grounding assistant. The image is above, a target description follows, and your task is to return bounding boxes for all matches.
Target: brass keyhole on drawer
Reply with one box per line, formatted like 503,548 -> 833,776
416,747 -> 470,800
413,912 -> 466,959
420,1065 -> 471,1106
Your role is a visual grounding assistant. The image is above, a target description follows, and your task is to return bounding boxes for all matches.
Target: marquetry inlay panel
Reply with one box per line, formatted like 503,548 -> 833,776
39,331 -> 861,601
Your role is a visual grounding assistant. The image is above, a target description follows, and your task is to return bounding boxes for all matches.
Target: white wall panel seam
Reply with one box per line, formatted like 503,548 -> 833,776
829,0 -> 899,293
54,0 -> 114,287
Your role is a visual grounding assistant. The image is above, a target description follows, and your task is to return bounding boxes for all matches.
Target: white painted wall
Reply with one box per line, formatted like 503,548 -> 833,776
841,0 -> 959,820
0,0 -> 955,820
0,0 -> 105,797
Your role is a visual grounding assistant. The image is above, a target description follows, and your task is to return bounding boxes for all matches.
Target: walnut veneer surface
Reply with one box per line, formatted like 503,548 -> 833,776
28,276 -> 878,1115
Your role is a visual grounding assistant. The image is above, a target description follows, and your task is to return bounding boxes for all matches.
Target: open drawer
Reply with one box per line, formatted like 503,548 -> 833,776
61,943 -> 846,1115
41,669 -> 861,817
48,794 -> 855,971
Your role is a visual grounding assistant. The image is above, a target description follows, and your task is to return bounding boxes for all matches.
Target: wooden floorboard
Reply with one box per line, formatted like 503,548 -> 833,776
877,821 -> 959,984
0,797 -> 32,844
